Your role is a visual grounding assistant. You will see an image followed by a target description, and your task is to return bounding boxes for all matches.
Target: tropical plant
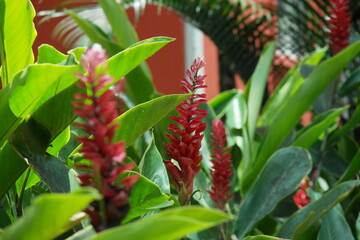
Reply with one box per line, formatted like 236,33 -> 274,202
1,0 -> 360,240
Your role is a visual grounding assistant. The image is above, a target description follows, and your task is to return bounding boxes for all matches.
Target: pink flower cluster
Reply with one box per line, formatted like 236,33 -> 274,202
207,119 -> 233,211
327,0 -> 351,54
73,46 -> 137,231
164,58 -> 208,205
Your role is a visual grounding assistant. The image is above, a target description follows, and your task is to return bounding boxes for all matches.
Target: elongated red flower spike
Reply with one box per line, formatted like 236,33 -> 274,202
293,177 -> 311,209
164,58 -> 208,205
73,45 -> 137,231
327,0 -> 352,54
207,119 -> 233,211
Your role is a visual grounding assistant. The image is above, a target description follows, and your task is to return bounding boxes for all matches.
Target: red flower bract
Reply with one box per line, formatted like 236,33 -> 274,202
293,179 -> 311,209
163,58 -> 208,205
207,119 -> 233,211
327,0 -> 351,54
73,45 -> 137,231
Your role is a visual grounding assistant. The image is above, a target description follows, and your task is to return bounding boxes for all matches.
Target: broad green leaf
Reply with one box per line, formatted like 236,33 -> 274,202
98,0 -> 138,48
234,147 -> 311,239
90,207 -> 231,240
114,94 -> 190,146
258,48 -> 327,127
243,41 -> 360,193
123,172 -> 173,223
291,107 -> 347,148
106,37 -> 174,80
0,64 -> 78,147
0,188 -> 100,240
209,89 -> 239,118
37,44 -> 67,64
242,236 -> 284,240
317,205 -> 355,240
9,118 -> 80,193
0,0 -> 36,86
193,169 -> 213,208
245,41 -> 275,142
0,142 -> 27,198
336,149 -> 360,184
278,180 -> 359,239
139,132 -> 170,193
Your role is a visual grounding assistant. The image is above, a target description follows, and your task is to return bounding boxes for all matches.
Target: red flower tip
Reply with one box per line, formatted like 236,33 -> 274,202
73,45 -> 136,231
293,177 -> 311,209
327,0 -> 352,54
164,58 -> 208,205
207,119 -> 233,211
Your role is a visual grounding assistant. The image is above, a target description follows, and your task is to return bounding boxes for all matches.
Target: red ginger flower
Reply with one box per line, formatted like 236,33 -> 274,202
164,58 -> 208,205
207,119 -> 233,211
327,0 -> 352,54
73,45 -> 137,231
293,178 -> 311,209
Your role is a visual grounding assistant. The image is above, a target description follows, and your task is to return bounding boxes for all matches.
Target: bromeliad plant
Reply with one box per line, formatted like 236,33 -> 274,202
1,0 -> 360,240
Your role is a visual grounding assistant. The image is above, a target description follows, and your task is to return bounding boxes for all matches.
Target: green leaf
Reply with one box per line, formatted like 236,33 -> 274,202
139,132 -> 170,193
123,172 -> 173,223
37,44 -> 67,64
15,168 -> 40,196
114,94 -> 190,146
245,41 -> 275,142
0,142 -> 27,198
336,149 -> 360,184
0,64 -> 78,147
317,205 -> 355,240
46,126 -> 71,157
106,37 -> 174,80
208,89 -> 239,118
0,0 -> 36,86
243,41 -> 360,193
0,188 -> 100,240
98,0 -> 138,48
339,67 -> 360,96
258,47 -> 326,127
356,212 -> 360,240
9,118 -> 80,193
328,105 -> 360,144
278,180 -> 359,239
291,107 -> 347,148
234,147 -> 312,239
90,207 -> 231,240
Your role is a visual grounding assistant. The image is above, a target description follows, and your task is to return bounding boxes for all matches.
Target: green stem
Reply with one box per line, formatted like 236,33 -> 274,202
15,168 -> 31,217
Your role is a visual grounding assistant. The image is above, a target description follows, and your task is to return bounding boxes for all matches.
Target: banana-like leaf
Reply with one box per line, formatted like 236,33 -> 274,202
0,0 -> 36,86
89,207 -> 231,240
0,188 -> 100,240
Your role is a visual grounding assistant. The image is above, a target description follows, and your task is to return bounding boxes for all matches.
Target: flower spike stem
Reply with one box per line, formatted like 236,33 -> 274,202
163,58 -> 208,205
73,45 -> 137,231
